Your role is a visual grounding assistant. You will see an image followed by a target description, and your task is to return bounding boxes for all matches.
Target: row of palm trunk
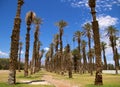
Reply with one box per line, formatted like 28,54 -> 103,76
24,12 -> 44,76
8,0 -> 119,86
8,0 -> 44,84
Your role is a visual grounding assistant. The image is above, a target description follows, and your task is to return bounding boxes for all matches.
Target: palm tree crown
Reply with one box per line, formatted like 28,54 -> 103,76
55,20 -> 68,29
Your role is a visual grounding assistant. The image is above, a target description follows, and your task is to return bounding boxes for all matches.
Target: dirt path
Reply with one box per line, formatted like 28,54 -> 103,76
42,74 -> 79,87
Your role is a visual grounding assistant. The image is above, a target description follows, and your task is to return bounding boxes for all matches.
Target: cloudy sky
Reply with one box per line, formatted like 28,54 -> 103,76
0,0 -> 120,64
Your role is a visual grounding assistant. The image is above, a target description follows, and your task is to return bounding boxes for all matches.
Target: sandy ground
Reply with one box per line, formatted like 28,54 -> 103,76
0,70 -> 9,73
41,74 -> 79,87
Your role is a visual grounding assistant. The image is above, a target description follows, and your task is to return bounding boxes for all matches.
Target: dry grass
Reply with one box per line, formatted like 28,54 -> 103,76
0,70 -> 9,82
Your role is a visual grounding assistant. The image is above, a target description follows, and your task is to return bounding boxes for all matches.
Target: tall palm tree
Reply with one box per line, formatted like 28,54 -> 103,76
105,25 -> 119,74
32,17 -> 42,74
55,20 -> 67,72
73,30 -> 83,72
53,34 -> 59,72
83,22 -> 93,75
55,20 -> 67,53
24,11 -> 36,77
8,0 -> 24,85
89,0 -> 103,85
18,42 -> 23,72
81,40 -> 87,73
73,30 -> 83,53
101,42 -> 107,70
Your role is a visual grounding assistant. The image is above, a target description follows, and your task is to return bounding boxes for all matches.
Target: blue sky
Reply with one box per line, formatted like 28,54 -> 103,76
0,0 -> 120,64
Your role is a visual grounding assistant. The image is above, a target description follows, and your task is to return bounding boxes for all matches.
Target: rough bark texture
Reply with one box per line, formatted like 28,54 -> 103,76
24,26 -> 30,77
89,0 -> 103,85
32,25 -> 39,74
92,21 -> 103,85
102,45 -> 107,70
8,0 -> 24,85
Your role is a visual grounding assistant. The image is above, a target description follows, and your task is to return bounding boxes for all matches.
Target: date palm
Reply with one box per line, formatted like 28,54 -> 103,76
24,11 -> 36,77
101,42 -> 107,70
55,20 -> 67,72
8,0 -> 24,85
83,22 -> 93,75
18,42 -> 23,72
53,34 -> 59,72
32,17 -> 42,74
55,20 -> 67,53
105,25 -> 119,74
73,30 -> 83,72
89,0 -> 103,85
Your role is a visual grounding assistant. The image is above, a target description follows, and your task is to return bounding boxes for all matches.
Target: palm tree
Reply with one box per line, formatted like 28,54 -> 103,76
83,22 -> 93,75
31,17 -> 42,74
101,42 -> 107,70
18,42 -> 23,72
8,0 -> 24,85
55,20 -> 67,72
55,20 -> 67,53
105,25 -> 119,74
73,30 -> 83,73
81,40 -> 87,73
24,11 -> 36,77
89,0 -> 103,85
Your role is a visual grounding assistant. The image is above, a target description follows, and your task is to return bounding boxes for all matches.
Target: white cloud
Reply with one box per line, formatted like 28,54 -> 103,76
44,47 -> 49,52
61,0 -> 120,11
97,15 -> 118,29
0,50 -> 8,57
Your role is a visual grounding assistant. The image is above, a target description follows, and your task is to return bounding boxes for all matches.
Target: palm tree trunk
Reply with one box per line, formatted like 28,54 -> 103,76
59,28 -> 63,73
82,46 -> 87,73
78,39 -> 82,73
8,0 -> 24,85
92,21 -> 103,85
24,25 -> 30,77
102,47 -> 107,70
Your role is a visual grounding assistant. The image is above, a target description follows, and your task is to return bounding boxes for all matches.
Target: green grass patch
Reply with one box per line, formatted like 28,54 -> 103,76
0,70 -> 54,87
46,71 -> 120,87
0,83 -> 54,87
86,84 -> 120,87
